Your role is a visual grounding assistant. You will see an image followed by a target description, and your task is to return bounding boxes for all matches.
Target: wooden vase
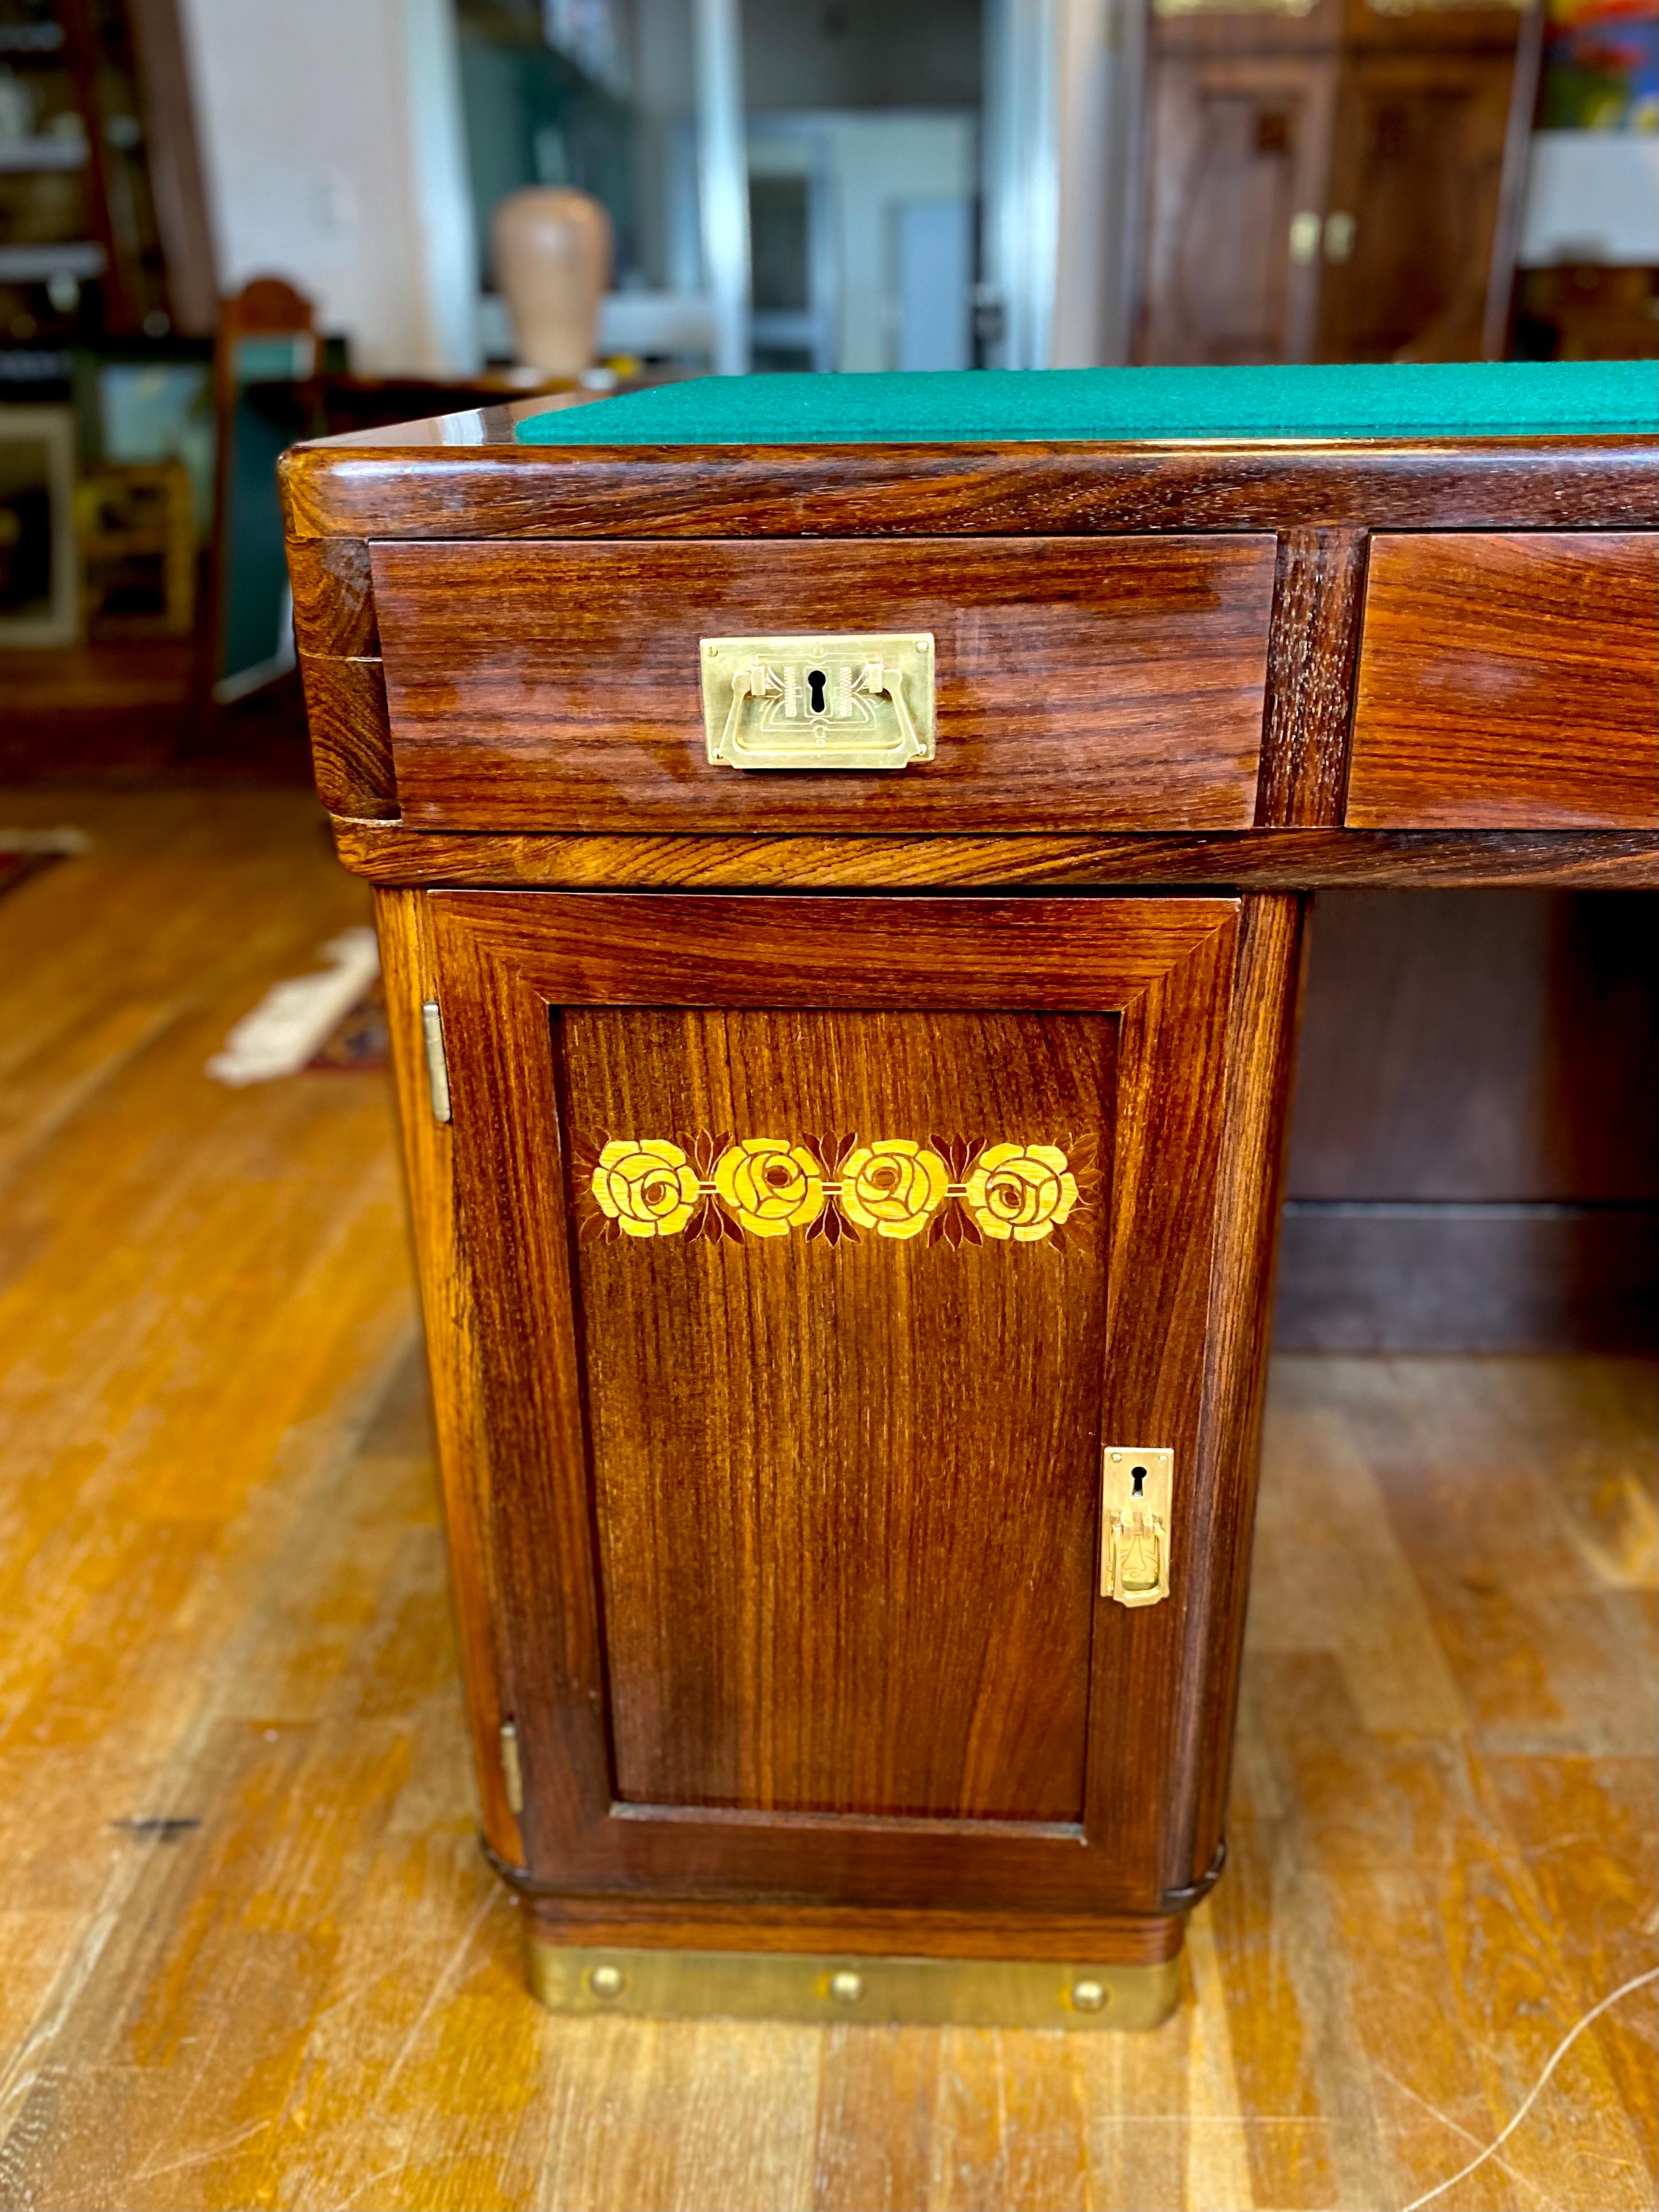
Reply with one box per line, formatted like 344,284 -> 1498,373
492,186 -> 612,379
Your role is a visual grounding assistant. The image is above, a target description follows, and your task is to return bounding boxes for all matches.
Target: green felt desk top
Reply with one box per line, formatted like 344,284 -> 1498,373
515,362 -> 1659,448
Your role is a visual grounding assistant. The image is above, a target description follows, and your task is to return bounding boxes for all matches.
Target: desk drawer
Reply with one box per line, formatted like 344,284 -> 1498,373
1348,532 -> 1659,830
371,536 -> 1276,833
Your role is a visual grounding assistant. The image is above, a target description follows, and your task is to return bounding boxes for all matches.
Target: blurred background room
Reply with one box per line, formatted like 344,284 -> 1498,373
0,2 -> 1652,2201
3,0 -> 1651,1342
2,0 -> 1656,759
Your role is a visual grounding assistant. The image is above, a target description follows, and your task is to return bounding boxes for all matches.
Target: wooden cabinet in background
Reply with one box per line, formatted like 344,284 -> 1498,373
1133,0 -> 1540,366
1138,53 -> 1334,365
1316,50 -> 1517,360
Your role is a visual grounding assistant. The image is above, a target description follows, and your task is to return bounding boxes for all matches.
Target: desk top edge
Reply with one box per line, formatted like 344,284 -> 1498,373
279,429 -> 1659,545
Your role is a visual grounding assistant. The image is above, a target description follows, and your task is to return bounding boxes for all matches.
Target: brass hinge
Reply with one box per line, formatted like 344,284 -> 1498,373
499,1720 -> 524,1814
421,1000 -> 452,1124
1101,1448 -> 1174,1607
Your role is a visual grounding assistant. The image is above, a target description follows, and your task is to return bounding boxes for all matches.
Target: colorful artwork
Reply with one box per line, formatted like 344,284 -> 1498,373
1541,0 -> 1659,131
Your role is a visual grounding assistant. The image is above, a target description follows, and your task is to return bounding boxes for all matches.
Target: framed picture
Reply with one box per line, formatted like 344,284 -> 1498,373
0,404 -> 78,648
72,342 -> 215,524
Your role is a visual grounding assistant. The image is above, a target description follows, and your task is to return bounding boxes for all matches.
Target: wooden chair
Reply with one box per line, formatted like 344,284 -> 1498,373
199,274 -> 323,728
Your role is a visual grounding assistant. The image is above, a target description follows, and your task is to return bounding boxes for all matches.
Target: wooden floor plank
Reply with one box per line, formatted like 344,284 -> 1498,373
1483,1754 -> 1659,2186
0,790 -> 1653,2212
811,2027 -> 940,2212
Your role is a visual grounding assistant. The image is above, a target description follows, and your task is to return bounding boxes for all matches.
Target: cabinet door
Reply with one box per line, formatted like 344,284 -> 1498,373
428,892 -> 1241,1918
1315,50 -> 1515,361
1137,54 -> 1335,365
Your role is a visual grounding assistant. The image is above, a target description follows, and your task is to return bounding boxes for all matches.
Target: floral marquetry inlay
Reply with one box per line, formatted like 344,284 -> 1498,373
574,1131 -> 1093,1250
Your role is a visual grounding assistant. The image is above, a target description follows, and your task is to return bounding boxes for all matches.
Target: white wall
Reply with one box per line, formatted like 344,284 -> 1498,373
813,112 -> 977,374
982,0 -> 1058,368
1050,0 -> 1121,367
1518,133 -> 1659,267
179,0 -> 479,374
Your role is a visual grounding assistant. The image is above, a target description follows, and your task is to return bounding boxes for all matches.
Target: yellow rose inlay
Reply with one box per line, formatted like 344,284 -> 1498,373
840,1138 -> 950,1240
581,1130 -> 1084,1250
711,1138 -> 825,1237
590,1137 -> 700,1238
963,1143 -> 1079,1243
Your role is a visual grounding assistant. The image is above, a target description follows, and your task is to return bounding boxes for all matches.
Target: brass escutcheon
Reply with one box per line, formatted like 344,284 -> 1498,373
700,633 -> 935,771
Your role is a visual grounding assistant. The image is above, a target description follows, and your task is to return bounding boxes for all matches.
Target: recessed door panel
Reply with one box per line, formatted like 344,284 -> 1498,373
563,1004 -> 1115,1822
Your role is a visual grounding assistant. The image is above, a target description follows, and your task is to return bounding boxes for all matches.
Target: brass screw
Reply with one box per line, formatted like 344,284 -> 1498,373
829,1970 -> 864,2005
1071,1978 -> 1108,2013
588,1964 -> 625,1999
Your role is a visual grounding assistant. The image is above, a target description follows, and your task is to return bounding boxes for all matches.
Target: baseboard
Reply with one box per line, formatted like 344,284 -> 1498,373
1273,1202 -> 1659,1352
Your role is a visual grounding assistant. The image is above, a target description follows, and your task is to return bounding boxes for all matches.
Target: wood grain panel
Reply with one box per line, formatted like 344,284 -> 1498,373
332,819 -> 1659,890
296,650 -> 397,820
1349,532 -> 1659,829
1314,52 -> 1517,365
1277,887 -> 1659,1354
1176,894 -> 1307,1888
1254,528 -> 1367,826
1086,915 -> 1236,1888
374,889 -> 522,1863
520,1894 -> 1184,1963
286,532 -> 379,658
564,1006 -> 1113,1821
281,437 -> 1658,545
1287,890 -> 1659,1203
371,536 -> 1276,833
432,891 -> 1231,1011
428,892 -> 1241,1915
1135,52 -> 1333,368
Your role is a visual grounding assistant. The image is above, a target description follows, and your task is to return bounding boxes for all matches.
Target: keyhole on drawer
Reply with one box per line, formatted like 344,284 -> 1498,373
807,668 -> 828,714
1131,1467 -> 1147,1496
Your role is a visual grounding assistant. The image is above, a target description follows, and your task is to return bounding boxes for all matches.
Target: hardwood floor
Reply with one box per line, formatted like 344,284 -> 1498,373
0,787 -> 1652,2212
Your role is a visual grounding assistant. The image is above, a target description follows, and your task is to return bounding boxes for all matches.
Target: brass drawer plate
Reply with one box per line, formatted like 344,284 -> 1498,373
701,632 -> 935,771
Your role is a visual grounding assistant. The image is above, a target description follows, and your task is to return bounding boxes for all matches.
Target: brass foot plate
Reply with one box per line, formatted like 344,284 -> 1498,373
526,1941 -> 1181,2031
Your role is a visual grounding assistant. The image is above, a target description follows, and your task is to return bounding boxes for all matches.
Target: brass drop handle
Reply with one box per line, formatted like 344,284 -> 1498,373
1324,211 -> 1357,263
1115,1516 -> 1165,1599
701,633 -> 936,771
1288,210 -> 1321,265
718,657 -> 921,769
1101,1447 -> 1174,1608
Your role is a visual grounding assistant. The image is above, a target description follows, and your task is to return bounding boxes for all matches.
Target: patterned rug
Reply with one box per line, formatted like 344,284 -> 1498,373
0,827 -> 87,903
207,928 -> 387,1086
306,975 -> 390,1072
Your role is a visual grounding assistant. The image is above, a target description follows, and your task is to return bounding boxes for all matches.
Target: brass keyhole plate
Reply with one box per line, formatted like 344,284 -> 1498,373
700,632 -> 935,771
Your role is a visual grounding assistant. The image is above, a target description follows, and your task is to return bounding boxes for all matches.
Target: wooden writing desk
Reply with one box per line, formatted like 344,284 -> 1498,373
282,363 -> 1657,2030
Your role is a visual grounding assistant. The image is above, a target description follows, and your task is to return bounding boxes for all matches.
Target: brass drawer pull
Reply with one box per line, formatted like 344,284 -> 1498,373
701,633 -> 935,771
1101,1448 -> 1174,1608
